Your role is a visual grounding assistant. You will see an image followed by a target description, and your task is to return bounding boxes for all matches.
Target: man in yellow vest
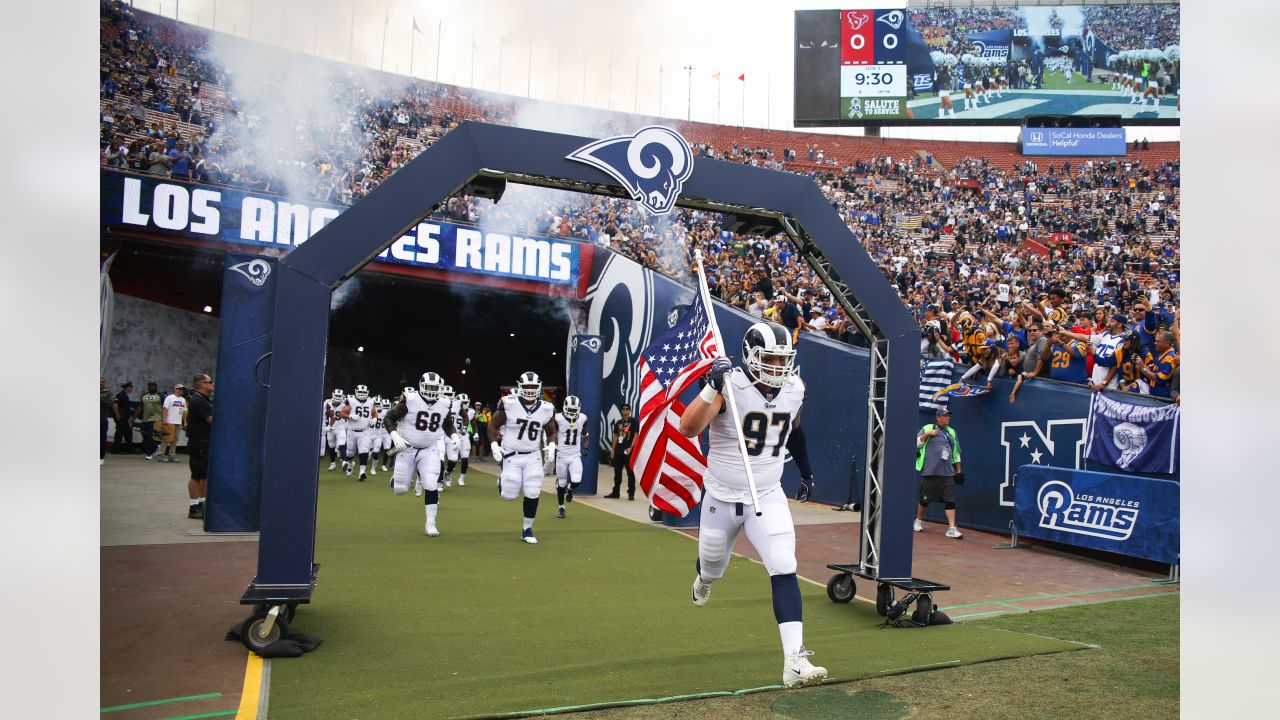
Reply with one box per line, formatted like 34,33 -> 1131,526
915,407 -> 965,539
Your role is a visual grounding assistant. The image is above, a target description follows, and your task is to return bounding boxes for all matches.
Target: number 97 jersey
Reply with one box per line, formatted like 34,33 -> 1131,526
704,368 -> 804,502
499,396 -> 554,453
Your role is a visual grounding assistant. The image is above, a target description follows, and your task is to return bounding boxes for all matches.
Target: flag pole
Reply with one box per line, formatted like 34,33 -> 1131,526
692,248 -> 762,515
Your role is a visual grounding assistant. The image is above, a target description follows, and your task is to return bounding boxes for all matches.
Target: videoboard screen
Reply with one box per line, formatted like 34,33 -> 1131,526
794,4 -> 1180,126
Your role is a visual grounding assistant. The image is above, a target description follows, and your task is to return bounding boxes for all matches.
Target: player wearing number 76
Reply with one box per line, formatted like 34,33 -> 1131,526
678,321 -> 827,689
488,372 -> 557,544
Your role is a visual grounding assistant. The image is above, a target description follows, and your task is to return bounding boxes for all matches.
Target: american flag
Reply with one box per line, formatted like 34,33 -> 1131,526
629,293 -> 719,517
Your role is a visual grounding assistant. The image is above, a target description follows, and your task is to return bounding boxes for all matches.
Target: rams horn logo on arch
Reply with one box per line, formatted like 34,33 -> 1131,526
230,258 -> 272,287
568,126 -> 694,215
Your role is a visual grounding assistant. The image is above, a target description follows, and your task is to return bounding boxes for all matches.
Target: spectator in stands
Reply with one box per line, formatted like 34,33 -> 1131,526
1008,322 -> 1049,404
1140,330 -> 1179,398
147,141 -> 172,175
1047,325 -> 1090,386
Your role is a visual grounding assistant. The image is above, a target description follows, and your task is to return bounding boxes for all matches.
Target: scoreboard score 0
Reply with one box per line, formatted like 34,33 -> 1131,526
838,9 -> 909,117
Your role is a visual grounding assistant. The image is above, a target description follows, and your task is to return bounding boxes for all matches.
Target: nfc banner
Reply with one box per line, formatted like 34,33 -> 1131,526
1021,128 -> 1127,157
1014,465 -> 1178,565
100,169 -> 580,286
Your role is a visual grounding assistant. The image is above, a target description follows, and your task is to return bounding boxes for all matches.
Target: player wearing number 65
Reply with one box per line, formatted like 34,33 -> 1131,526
488,372 -> 557,544
382,372 -> 456,537
677,321 -> 827,688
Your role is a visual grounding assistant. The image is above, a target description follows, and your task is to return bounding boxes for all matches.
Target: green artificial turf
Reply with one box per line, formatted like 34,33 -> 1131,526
267,466 -> 1083,719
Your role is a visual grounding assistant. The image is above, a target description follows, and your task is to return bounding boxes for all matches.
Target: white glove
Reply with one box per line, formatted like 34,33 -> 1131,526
543,444 -> 556,465
389,431 -> 408,453
491,441 -> 504,460
449,433 -> 460,452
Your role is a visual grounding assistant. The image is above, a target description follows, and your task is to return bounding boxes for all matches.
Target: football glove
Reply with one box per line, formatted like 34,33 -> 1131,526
389,431 -> 408,454
707,356 -> 733,391
491,441 -> 504,460
954,472 -> 966,486
449,433 -> 460,452
797,475 -> 814,503
543,444 -> 556,464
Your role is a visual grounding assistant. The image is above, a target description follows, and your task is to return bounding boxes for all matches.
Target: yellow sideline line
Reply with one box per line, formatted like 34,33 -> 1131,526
235,652 -> 263,720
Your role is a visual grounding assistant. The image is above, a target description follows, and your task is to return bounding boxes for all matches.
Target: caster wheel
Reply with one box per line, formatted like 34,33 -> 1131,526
876,583 -> 894,617
648,506 -> 662,522
826,573 -> 856,603
241,610 -> 290,654
912,594 -> 934,625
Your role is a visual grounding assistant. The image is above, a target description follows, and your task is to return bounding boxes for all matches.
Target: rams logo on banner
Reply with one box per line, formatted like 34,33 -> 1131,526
1036,480 -> 1138,541
568,126 -> 693,216
848,98 -> 863,119
1112,422 -> 1147,469
572,336 -> 602,354
230,258 -> 272,287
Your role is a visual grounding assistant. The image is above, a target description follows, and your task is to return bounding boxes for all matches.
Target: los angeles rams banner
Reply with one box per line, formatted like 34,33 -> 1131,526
100,169 -> 580,286
1015,465 -> 1179,565
1084,393 -> 1180,474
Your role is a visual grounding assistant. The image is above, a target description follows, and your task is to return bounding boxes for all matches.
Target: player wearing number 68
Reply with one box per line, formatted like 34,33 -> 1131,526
488,372 -> 557,544
382,372 -> 457,537
677,321 -> 827,688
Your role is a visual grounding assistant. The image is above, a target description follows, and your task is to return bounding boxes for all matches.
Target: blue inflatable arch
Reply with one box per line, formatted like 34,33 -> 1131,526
245,121 -> 921,611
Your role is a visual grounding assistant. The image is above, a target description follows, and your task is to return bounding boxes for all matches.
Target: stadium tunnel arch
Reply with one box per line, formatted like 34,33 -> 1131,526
247,121 -> 921,615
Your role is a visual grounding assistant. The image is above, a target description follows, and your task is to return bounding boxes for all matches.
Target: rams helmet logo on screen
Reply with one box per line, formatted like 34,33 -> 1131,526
848,98 -> 864,119
567,126 -> 693,215
876,10 -> 904,30
230,258 -> 272,287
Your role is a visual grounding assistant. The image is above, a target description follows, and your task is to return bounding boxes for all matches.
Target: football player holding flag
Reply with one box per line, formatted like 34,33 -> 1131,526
678,319 -> 826,689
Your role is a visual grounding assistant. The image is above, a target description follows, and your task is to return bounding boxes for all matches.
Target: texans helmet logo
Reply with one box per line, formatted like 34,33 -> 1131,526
567,126 -> 694,215
845,11 -> 869,31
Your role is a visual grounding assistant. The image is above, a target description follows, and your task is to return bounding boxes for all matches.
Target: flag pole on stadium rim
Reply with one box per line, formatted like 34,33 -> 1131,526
692,248 -> 763,515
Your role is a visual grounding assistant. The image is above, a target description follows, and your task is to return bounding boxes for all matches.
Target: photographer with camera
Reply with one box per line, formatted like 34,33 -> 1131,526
914,407 -> 964,539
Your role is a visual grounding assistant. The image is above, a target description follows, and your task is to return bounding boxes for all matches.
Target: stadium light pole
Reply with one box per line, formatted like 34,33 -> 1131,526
683,64 -> 695,121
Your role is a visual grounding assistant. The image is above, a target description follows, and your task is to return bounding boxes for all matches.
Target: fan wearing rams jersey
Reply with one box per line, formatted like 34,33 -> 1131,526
488,372 -> 556,544
339,384 -> 378,480
678,321 -> 827,689
383,372 -> 456,537
552,395 -> 588,519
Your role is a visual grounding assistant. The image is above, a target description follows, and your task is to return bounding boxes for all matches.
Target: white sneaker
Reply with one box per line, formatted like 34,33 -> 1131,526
692,575 -> 712,606
327,462 -> 336,471
145,454 -> 154,461
457,476 -> 465,486
425,521 -> 439,537
913,519 -> 924,532
783,648 -> 827,688
946,526 -> 964,539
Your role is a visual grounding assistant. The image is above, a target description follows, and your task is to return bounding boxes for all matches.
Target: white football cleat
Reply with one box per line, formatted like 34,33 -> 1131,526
692,575 -> 712,606
783,648 -> 827,688
327,462 -> 336,471
913,519 -> 924,532
457,476 -> 465,486
370,465 -> 378,476
425,520 -> 439,537
414,484 -> 422,497
521,528 -> 538,544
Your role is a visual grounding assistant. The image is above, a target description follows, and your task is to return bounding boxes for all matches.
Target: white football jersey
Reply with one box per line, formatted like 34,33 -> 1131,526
704,368 -> 804,503
345,397 -> 376,430
554,412 -> 586,453
325,399 -> 346,426
499,396 -> 554,453
396,393 -> 454,448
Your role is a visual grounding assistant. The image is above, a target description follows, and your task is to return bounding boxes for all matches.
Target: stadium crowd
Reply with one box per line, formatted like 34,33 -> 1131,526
98,1 -> 1180,399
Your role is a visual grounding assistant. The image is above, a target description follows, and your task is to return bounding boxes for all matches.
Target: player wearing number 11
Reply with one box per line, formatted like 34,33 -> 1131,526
488,372 -> 557,544
677,321 -> 827,688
